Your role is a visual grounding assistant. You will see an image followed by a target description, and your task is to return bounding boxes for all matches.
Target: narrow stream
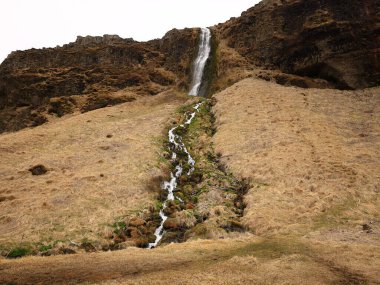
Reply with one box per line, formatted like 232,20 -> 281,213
148,28 -> 212,248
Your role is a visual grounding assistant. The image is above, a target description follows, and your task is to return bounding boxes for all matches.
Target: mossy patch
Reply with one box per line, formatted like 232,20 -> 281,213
313,197 -> 357,230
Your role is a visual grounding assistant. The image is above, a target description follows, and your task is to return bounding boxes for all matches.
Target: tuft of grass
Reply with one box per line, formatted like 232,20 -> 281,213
38,244 -> 53,252
7,247 -> 32,258
112,221 -> 127,235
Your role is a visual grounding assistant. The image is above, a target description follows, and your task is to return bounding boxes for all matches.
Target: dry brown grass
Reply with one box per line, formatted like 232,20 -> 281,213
0,90 -> 187,248
212,78 -> 380,283
0,236 -> 347,285
1,78 -> 379,285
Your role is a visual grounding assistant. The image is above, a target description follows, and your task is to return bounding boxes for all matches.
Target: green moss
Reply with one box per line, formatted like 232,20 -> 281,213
112,221 -> 127,235
8,246 -> 32,258
38,244 -> 53,252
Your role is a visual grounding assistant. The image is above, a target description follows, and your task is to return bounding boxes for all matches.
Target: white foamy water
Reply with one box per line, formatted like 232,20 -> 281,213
148,28 -> 211,249
189,28 -> 212,96
148,103 -> 202,249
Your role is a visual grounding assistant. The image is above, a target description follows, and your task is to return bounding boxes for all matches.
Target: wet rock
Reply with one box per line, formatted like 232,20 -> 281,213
29,164 -> 48,176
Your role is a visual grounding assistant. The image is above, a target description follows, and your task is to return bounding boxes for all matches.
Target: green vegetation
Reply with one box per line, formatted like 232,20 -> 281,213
112,221 -> 127,235
7,246 -> 32,258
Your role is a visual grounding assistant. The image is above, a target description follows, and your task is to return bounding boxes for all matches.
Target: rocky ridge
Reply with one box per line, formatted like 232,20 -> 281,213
0,0 -> 379,129
215,0 -> 380,90
0,29 -> 199,132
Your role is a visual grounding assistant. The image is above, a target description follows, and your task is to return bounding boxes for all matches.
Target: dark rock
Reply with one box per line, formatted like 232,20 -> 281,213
59,247 -> 76,255
362,224 -> 373,233
29,164 -> 48,176
218,0 -> 380,89
80,242 -> 97,252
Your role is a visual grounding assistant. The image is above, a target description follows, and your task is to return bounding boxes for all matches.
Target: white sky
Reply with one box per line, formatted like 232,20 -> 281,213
0,0 -> 260,64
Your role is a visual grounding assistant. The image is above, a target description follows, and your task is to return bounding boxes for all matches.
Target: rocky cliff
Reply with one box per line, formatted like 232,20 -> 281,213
0,29 -> 199,132
216,0 -> 380,89
1,0 -> 379,133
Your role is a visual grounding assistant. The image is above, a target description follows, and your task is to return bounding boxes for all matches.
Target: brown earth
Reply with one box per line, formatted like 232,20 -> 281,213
0,90 -> 187,250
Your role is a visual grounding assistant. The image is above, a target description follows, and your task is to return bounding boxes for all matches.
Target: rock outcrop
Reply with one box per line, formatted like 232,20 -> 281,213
216,0 -> 380,89
0,29 -> 199,133
1,0 -> 379,132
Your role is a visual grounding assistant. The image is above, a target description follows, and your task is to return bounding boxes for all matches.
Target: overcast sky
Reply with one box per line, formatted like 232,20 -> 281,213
0,0 -> 260,64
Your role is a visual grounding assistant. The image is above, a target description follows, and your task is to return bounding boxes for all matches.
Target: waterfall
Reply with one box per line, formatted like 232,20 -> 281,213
189,28 -> 212,96
148,28 -> 212,249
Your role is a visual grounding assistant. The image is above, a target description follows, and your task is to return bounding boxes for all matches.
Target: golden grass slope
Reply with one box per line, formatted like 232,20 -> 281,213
1,79 -> 379,285
0,236 -> 345,285
0,91 -> 186,247
212,78 -> 380,283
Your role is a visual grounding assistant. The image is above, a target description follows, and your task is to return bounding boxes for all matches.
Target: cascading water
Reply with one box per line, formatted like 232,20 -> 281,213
189,27 -> 212,96
148,28 -> 211,249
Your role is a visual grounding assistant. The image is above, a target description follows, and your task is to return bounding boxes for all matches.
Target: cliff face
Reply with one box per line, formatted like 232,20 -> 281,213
1,0 -> 379,133
217,0 -> 380,89
0,29 -> 198,132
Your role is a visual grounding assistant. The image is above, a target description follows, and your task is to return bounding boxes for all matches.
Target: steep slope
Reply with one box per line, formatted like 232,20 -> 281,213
1,79 -> 379,285
0,29 -> 199,133
212,78 -> 380,284
215,0 -> 380,90
0,90 -> 187,251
